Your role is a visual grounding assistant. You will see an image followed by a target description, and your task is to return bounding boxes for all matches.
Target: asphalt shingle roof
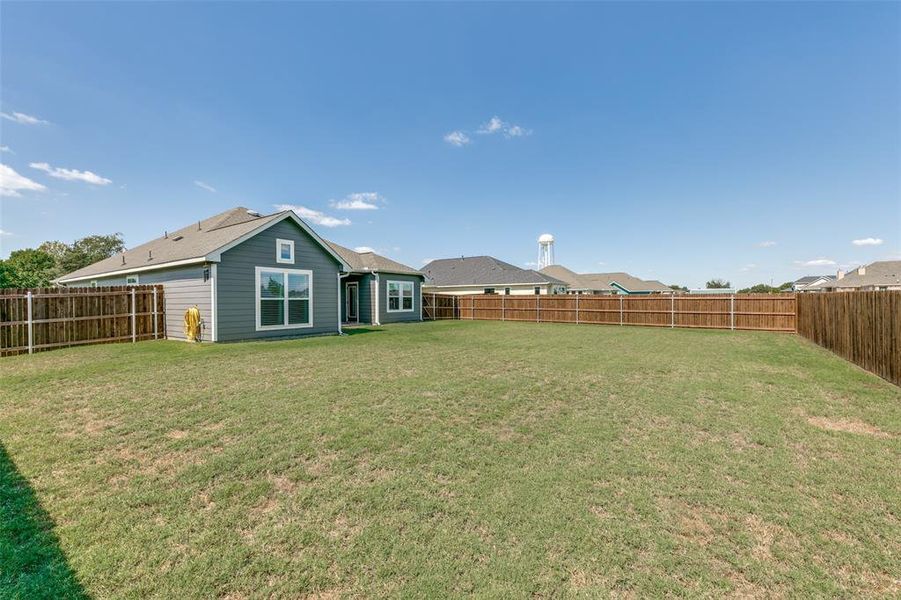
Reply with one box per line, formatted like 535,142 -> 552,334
324,241 -> 423,276
57,207 -> 284,282
539,265 -> 672,293
810,261 -> 901,289
422,256 -> 564,286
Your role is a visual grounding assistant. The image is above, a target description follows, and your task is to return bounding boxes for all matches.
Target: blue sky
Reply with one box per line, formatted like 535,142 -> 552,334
1,2 -> 898,288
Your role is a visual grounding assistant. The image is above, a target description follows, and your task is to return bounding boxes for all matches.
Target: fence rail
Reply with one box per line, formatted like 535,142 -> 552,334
1,285 -> 165,357
797,291 -> 901,387
422,293 -> 796,332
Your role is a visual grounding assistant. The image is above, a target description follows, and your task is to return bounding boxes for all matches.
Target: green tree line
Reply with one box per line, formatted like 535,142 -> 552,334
0,234 -> 124,288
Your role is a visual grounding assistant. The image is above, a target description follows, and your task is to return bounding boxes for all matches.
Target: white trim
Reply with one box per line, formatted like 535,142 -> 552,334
210,264 -> 218,342
337,272 -> 347,334
90,280 -> 98,288
419,284 -> 423,321
208,211 -> 352,271
345,281 -> 359,323
276,238 -> 295,264
254,266 -> 314,331
374,274 -> 381,325
58,257 -> 208,283
126,273 -> 140,285
386,280 -> 415,313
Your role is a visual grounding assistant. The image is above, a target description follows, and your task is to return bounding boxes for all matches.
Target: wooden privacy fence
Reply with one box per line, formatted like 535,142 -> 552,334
797,291 -> 901,387
422,293 -> 797,332
1,285 -> 166,357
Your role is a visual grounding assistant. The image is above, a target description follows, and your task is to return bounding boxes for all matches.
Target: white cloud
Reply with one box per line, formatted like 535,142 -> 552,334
194,180 -> 216,193
796,258 -> 837,267
505,124 -> 531,138
444,131 -> 471,147
1,111 -> 49,125
354,246 -> 376,253
274,204 -> 351,227
851,237 -> 883,246
331,192 -> 383,210
757,241 -> 777,248
597,261 -> 607,266
476,116 -> 531,138
477,116 -> 504,134
739,264 -> 757,272
0,229 -> 12,236
30,162 -> 111,185
0,146 -> 12,153
524,261 -> 539,267
0,164 -> 47,197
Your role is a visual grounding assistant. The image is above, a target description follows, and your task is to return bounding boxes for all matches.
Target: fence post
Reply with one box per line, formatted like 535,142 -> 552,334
432,293 -> 436,320
131,288 -> 137,343
152,287 -> 158,339
502,294 -> 506,321
26,290 -> 34,354
536,294 -> 540,323
619,295 -> 623,326
671,294 -> 675,328
575,293 -> 579,324
730,295 -> 735,331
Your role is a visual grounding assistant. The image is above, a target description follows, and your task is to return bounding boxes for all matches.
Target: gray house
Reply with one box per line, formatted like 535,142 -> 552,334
326,241 -> 425,326
56,207 -> 423,341
539,264 -> 673,295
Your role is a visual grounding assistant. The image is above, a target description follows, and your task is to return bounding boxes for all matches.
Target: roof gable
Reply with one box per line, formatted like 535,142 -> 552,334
324,241 -> 423,276
57,207 -> 351,282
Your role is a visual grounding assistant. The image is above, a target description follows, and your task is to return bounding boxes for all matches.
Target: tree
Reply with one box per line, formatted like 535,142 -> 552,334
669,284 -> 689,292
0,249 -> 56,288
706,278 -> 731,289
737,281 -> 796,294
39,233 -> 125,278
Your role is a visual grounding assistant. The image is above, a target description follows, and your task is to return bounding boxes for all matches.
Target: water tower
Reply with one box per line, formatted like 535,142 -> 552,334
538,233 -> 555,270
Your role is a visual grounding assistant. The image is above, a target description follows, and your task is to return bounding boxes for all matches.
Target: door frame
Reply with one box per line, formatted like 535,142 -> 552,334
345,281 -> 359,323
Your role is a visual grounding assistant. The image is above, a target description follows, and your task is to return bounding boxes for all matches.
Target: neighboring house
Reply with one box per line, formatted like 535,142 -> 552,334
422,256 -> 567,295
809,261 -> 901,292
539,264 -> 673,295
56,206 -> 422,342
325,242 -> 425,325
791,275 -> 835,292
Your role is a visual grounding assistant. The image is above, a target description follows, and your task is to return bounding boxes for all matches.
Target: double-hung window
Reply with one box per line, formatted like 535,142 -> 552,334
125,274 -> 139,285
256,267 -> 312,330
387,280 -> 414,312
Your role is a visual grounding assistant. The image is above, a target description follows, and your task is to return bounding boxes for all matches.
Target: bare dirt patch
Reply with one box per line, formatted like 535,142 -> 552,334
806,417 -> 892,438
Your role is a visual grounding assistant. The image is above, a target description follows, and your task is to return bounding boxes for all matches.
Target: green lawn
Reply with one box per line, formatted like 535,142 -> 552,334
2,321 -> 899,598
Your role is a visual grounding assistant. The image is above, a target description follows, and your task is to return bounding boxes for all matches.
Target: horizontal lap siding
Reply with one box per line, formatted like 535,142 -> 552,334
216,220 -> 341,341
379,274 -> 424,324
341,274 -> 373,324
68,266 -> 211,341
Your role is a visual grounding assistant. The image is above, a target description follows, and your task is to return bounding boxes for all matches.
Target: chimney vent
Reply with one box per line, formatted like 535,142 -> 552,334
857,265 -> 866,276
837,270 -> 845,280
148,250 -> 153,260
121,254 -> 126,265
164,230 -> 168,238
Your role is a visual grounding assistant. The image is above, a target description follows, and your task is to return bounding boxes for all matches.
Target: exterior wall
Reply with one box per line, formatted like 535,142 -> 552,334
216,219 -> 342,341
377,273 -> 424,324
67,265 -> 212,341
422,283 -> 555,296
341,273 -> 373,324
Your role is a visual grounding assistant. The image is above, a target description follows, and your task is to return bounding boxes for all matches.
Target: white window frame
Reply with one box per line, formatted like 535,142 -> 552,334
125,274 -> 139,285
386,280 -> 415,313
255,266 -> 313,331
90,280 -> 98,288
534,286 -> 541,295
504,287 -> 511,295
276,239 -> 295,264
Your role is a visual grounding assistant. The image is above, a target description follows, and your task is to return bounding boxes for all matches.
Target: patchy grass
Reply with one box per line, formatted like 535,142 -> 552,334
1,321 -> 899,598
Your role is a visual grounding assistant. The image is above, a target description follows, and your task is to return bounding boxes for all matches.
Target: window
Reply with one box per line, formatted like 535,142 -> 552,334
534,286 -> 541,295
504,287 -> 511,295
387,280 -> 414,312
483,287 -> 496,295
90,280 -> 98,288
255,267 -> 312,330
276,239 -> 295,264
126,274 -> 139,285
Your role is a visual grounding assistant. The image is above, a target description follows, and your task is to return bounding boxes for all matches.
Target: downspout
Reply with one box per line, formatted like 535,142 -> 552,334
374,272 -> 381,326
337,271 -> 349,334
